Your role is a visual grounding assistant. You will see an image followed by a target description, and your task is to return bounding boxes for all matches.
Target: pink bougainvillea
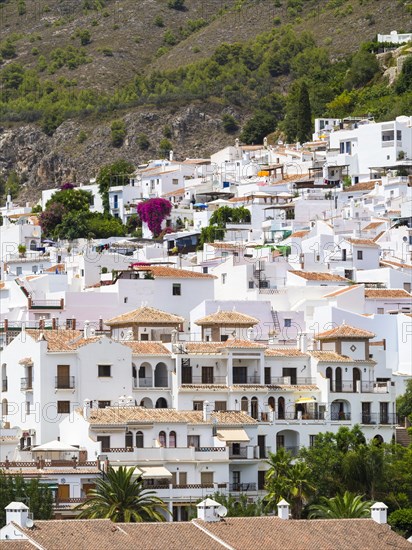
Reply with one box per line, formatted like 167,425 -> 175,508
137,198 -> 172,237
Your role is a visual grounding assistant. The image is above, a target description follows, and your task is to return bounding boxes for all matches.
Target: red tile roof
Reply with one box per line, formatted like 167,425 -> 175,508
316,323 -> 375,340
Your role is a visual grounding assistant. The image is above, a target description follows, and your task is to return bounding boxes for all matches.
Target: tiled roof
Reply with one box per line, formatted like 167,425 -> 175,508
266,384 -> 319,391
223,339 -> 267,349
364,289 -> 412,299
289,230 -> 310,238
289,271 -> 349,282
193,516 -> 411,550
86,407 -> 257,425
195,310 -> 259,326
363,221 -> 385,231
310,351 -> 354,362
162,187 -> 185,197
324,285 -> 361,298
342,180 -> 381,192
122,341 -> 171,355
345,238 -> 380,248
265,348 -> 307,357
132,265 -> 216,279
45,263 -> 65,273
316,323 -> 375,340
208,242 -> 248,250
183,340 -> 266,354
105,306 -> 184,326
25,330 -> 100,352
380,260 -> 412,269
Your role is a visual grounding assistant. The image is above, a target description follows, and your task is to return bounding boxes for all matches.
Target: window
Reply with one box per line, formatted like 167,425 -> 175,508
284,318 -> 292,328
16,267 -> 22,276
97,435 -> 110,451
187,435 -> 200,448
25,401 -> 31,415
377,308 -> 384,315
202,267 -> 208,274
125,431 -> 133,448
179,472 -> 187,485
357,250 -> 363,260
57,401 -> 70,414
66,319 -> 75,329
172,178 -> 179,185
136,431 -> 144,448
214,401 -> 227,411
98,365 -> 111,377
201,471 -> 214,485
124,297 -> 128,303
159,431 -> 166,447
193,401 -> 203,411
98,400 -> 111,409
172,283 -> 181,296
221,273 -> 227,284
309,435 -> 317,448
169,431 -> 176,448
397,130 -> 402,141
32,266 -> 38,274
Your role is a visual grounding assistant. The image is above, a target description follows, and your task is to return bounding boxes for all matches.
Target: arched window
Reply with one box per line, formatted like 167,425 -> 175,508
335,367 -> 342,393
169,431 -> 176,448
268,396 -> 275,410
251,396 -> 258,420
352,367 -> 361,392
159,431 -> 166,447
136,431 -> 144,448
125,430 -> 133,448
241,396 -> 248,412
326,367 -> 333,391
156,397 -> 168,408
278,396 -> 285,420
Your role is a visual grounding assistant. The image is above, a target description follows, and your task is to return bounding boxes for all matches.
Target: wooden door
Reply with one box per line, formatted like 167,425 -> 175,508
57,365 -> 70,388
82,484 -> 95,497
57,484 -> 70,501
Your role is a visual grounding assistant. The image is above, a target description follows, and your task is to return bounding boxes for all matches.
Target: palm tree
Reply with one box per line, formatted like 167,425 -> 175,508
307,491 -> 373,519
288,461 -> 315,519
75,466 -> 168,522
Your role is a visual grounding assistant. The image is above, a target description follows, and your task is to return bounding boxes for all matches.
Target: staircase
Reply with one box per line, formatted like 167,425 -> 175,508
271,309 -> 281,335
395,427 -> 411,447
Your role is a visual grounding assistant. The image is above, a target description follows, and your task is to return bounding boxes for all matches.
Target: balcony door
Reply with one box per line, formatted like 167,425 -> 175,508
233,367 -> 247,384
202,367 -> 214,384
57,365 -> 70,388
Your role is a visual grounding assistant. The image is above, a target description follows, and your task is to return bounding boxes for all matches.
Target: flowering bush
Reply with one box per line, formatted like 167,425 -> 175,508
137,198 -> 172,237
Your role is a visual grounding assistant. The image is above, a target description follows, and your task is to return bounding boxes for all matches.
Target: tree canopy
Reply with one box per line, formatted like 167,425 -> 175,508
96,159 -> 135,213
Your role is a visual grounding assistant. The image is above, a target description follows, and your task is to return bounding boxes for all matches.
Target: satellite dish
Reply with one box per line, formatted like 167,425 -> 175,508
217,505 -> 228,518
25,518 -> 34,529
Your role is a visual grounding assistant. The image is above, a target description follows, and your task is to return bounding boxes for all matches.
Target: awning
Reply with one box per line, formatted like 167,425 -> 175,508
216,428 -> 250,443
295,397 -> 316,404
32,440 -> 80,452
139,466 -> 172,479
111,466 -> 142,476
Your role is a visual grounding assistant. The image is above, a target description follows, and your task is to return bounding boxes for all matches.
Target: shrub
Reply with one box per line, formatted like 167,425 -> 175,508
167,0 -> 185,10
78,130 -> 87,143
137,198 -> 172,237
154,15 -> 164,27
159,138 -> 172,158
76,29 -> 92,46
164,29 -> 178,46
110,119 -> 126,147
222,113 -> 239,133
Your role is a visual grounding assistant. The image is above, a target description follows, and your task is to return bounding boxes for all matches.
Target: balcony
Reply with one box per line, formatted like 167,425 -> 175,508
55,376 -> 75,390
361,413 -> 397,425
330,380 -> 357,393
20,378 -> 33,391
229,483 -> 257,492
276,412 -> 325,421
133,377 -> 169,389
360,381 -> 390,393
28,298 -> 64,310
270,376 -> 316,386
2,379 -> 7,392
331,412 -> 351,421
181,376 -> 227,385
278,446 -> 299,457
232,375 -> 261,385
229,445 -> 248,459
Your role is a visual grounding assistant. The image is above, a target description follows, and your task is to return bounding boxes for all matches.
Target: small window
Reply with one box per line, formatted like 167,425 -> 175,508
98,400 -> 111,408
169,431 -> 176,448
172,283 -> 181,296
201,471 -> 214,485
221,273 -> 227,284
172,178 -> 179,185
202,267 -> 208,274
98,365 -> 111,377
357,250 -> 363,260
124,297 -> 128,304
193,400 -> 203,411
214,401 -> 227,411
159,431 -> 166,447
284,318 -> 292,328
81,269 -> 85,277
25,401 -> 31,415
32,266 -> 38,274
16,267 -> 22,276
187,435 -> 200,448
97,435 -> 110,451
57,401 -> 70,414
377,308 -> 384,315
309,435 -> 317,448
136,431 -> 144,448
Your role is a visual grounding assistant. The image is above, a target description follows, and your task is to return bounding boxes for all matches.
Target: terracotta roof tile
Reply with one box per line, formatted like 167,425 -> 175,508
364,289 -> 412,299
345,238 -> 380,248
310,351 -> 354,362
86,407 -> 257,425
193,516 -> 410,550
122,341 -> 171,355
290,230 -> 310,238
223,339 -> 266,349
316,323 -> 375,340
45,263 -> 65,273
380,260 -> 412,269
131,265 -> 216,279
265,348 -> 308,357
342,180 -> 381,193
363,221 -> 385,231
289,270 -> 349,282
105,306 -> 184,327
25,330 -> 100,352
195,310 -> 259,327
183,340 -> 266,354
324,285 -> 361,297
162,187 -> 185,197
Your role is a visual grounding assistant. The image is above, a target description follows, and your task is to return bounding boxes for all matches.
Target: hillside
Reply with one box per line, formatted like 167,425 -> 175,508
0,0 -> 411,199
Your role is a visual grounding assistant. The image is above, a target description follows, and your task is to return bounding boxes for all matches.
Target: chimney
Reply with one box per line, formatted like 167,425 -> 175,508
203,400 -> 210,422
277,499 -> 290,520
83,398 -> 91,420
196,498 -> 221,522
299,332 -> 307,353
5,502 -> 30,528
169,150 -> 174,162
371,502 -> 388,524
83,320 -> 90,339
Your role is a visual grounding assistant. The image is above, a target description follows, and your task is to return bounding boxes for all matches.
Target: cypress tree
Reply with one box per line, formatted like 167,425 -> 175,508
296,81 -> 312,144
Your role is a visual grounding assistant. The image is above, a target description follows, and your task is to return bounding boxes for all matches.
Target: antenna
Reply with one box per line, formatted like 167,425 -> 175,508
216,505 -> 228,518
25,518 -> 34,529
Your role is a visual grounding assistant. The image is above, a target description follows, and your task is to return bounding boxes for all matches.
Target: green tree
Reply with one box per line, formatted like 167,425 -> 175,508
159,138 -> 172,158
96,159 -> 135,213
296,81 -> 312,143
395,56 -> 412,94
388,508 -> 412,538
76,466 -> 168,522
205,492 -> 264,517
396,379 -> 412,423
222,113 -> 239,134
137,134 -> 150,150
167,0 -> 185,10
344,50 -> 380,90
307,491 -> 373,519
110,119 -> 126,147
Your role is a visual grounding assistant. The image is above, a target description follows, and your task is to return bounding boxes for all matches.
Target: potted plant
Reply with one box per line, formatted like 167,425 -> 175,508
18,244 -> 26,257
